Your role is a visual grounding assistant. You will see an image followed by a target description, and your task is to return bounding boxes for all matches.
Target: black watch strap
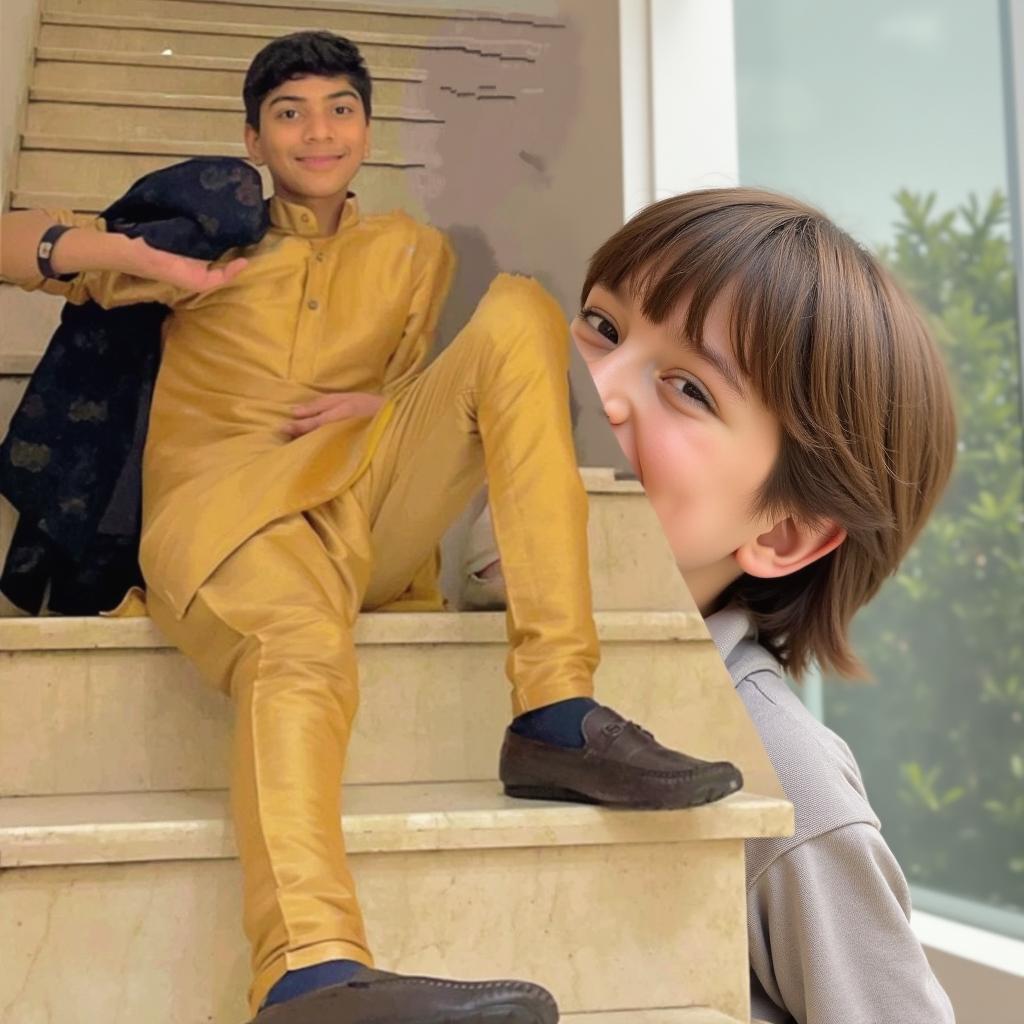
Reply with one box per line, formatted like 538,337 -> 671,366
36,223 -> 77,281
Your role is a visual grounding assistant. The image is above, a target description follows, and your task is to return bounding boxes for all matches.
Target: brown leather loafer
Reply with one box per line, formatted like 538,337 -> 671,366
500,706 -> 743,809
250,966 -> 558,1023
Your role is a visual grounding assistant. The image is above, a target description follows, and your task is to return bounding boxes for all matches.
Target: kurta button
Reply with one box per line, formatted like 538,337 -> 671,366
315,252 -> 325,262
307,299 -> 319,311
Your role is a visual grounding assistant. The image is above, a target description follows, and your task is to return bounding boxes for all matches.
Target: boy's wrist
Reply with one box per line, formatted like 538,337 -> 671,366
48,227 -> 139,277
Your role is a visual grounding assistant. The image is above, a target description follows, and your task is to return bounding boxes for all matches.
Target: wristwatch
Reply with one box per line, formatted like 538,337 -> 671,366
36,223 -> 77,281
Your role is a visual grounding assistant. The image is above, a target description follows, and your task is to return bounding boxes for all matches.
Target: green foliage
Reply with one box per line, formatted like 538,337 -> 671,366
824,190 -> 1024,917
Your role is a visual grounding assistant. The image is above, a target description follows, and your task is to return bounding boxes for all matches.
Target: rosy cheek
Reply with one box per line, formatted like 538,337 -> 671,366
635,410 -> 695,499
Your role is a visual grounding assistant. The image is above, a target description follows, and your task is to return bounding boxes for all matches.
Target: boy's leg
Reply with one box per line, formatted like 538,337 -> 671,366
147,507 -> 374,1014
353,273 -> 598,714
352,273 -> 743,808
148,503 -> 561,1023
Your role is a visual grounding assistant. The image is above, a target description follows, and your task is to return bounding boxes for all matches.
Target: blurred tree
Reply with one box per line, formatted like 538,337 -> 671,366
824,190 -> 1024,915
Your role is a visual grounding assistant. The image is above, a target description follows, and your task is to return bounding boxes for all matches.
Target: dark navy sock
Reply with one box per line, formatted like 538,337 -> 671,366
262,959 -> 363,1009
510,696 -> 599,748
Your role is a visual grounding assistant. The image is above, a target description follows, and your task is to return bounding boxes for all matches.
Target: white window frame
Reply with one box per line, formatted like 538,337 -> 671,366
618,0 -> 738,220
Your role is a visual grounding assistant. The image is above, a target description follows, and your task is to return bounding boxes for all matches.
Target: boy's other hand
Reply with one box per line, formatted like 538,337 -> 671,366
285,392 -> 387,438
125,236 -> 249,292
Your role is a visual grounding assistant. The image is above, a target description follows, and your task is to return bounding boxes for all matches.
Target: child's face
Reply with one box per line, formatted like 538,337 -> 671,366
245,74 -> 371,207
572,282 -> 790,610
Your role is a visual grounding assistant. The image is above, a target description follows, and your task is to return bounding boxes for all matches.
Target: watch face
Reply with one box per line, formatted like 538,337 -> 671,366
39,242 -> 54,258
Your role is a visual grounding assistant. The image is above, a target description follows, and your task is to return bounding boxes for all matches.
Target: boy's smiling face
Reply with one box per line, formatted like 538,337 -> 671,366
244,74 -> 370,208
573,283 -> 843,612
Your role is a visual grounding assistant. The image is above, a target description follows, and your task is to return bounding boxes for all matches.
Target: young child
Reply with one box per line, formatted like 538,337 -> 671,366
0,32 -> 742,1024
471,188 -> 959,1023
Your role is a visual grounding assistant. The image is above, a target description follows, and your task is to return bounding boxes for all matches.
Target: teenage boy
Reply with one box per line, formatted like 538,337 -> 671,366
470,189 -> 958,1023
0,32 -> 743,1024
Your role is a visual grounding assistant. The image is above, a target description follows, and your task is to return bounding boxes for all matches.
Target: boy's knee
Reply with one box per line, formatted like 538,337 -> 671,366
267,616 -> 355,672
243,616 -> 358,709
471,273 -> 569,365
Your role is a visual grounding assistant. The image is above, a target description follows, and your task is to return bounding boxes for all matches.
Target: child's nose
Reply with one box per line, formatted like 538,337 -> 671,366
602,395 -> 631,426
305,116 -> 335,141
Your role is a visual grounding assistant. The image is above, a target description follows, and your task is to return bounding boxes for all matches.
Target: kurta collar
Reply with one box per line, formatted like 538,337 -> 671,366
268,191 -> 360,237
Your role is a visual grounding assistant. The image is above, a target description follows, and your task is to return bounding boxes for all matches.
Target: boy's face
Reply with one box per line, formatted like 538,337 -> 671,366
245,74 -> 371,206
573,283 -> 843,610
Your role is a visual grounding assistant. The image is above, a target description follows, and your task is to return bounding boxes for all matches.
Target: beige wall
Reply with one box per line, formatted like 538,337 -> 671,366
0,0 -> 40,210
383,0 -> 629,472
358,0 -> 633,596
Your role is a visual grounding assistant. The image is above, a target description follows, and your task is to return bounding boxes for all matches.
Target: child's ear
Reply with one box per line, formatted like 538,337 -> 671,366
363,121 -> 372,160
734,515 -> 847,579
244,124 -> 264,166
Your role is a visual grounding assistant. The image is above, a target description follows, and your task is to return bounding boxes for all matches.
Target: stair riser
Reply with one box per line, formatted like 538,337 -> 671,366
43,0 -> 560,37
38,23 -> 497,66
0,638 -> 725,795
20,146 -> 423,184
0,839 -> 750,1021
34,59 -> 426,106
26,101 -> 440,151
16,149 -> 426,206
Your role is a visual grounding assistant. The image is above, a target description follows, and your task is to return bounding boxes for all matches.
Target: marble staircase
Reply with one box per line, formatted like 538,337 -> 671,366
1,3 -> 791,1022
0,598 -> 789,1023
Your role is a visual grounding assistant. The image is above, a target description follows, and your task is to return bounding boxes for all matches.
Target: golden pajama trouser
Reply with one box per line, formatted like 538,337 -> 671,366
145,275 -> 600,1012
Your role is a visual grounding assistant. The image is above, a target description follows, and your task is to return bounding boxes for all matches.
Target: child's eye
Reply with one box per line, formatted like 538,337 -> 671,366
277,109 -> 299,120
666,375 -> 714,411
579,308 -> 619,344
334,105 -> 354,115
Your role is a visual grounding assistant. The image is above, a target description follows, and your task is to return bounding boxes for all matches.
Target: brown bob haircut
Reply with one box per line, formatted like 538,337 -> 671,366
582,188 -> 957,680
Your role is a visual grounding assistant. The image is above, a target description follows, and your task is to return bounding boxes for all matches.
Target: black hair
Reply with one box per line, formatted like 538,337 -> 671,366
243,30 -> 372,130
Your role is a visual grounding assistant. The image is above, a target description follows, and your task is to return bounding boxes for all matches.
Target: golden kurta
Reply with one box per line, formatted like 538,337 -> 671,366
17,196 -> 601,1011
24,195 -> 452,616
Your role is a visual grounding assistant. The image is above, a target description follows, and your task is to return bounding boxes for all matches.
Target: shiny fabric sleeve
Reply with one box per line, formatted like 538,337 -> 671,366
747,823 -> 956,1024
381,226 -> 456,396
11,209 -> 197,310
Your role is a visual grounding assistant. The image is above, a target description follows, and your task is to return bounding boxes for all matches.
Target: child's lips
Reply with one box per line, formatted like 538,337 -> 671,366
296,154 -> 344,170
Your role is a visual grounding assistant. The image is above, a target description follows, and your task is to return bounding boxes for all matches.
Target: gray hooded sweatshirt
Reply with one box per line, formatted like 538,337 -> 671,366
705,607 -> 956,1024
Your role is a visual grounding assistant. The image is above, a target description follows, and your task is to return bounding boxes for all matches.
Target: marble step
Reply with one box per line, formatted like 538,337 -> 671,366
30,42 -> 530,105
0,782 -> 790,1021
0,606 -> 791,799
33,47 -> 428,106
0,782 -> 791,867
34,42 -> 428,80
14,151 -> 429,215
38,11 -> 543,65
19,132 -> 426,175
42,0 -> 566,37
20,132 -> 423,162
25,89 -> 443,151
10,180 -> 430,216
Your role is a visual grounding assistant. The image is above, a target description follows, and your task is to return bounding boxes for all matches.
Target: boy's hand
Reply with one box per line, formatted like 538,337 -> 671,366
285,392 -> 387,437
0,212 -> 249,290
122,236 -> 248,292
